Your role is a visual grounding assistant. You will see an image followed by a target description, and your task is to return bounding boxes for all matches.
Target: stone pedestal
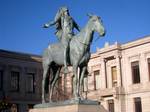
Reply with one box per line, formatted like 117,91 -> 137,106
29,100 -> 106,112
30,104 -> 104,112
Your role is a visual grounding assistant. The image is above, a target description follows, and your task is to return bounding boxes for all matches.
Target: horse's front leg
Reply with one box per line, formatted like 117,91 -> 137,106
73,65 -> 80,100
49,67 -> 61,102
79,66 -> 87,98
42,66 -> 49,103
42,77 -> 46,103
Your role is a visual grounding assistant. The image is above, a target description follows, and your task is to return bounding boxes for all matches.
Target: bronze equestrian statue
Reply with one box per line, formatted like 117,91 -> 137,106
42,15 -> 105,103
42,7 -> 105,103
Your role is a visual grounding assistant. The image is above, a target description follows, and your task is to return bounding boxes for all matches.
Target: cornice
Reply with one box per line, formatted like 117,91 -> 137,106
97,35 -> 150,54
0,49 -> 42,63
121,35 -> 150,50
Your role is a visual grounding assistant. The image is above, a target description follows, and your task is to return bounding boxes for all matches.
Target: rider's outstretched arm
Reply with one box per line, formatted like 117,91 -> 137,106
43,21 -> 56,28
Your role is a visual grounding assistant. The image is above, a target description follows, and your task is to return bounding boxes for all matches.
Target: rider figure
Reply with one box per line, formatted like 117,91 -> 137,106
43,6 -> 80,73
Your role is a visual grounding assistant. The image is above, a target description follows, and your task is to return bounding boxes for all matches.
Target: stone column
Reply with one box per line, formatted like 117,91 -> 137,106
100,58 -> 107,89
140,53 -> 149,82
116,55 -> 122,87
115,55 -> 126,112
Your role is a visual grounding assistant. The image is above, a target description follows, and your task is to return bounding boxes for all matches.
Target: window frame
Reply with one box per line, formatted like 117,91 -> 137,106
83,76 -> 88,92
94,70 -> 100,90
26,73 -> 35,93
108,99 -> 115,112
111,66 -> 117,87
11,71 -> 20,92
0,70 -> 3,90
131,61 -> 141,84
134,97 -> 142,112
147,58 -> 150,81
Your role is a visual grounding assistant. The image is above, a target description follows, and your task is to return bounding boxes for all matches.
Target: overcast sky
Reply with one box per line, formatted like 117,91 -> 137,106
0,0 -> 150,55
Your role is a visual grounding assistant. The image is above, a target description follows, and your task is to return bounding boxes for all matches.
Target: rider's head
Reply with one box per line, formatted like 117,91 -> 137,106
60,6 -> 69,16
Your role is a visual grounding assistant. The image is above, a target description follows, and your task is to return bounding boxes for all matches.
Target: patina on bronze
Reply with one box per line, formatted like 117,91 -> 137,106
42,7 -> 105,103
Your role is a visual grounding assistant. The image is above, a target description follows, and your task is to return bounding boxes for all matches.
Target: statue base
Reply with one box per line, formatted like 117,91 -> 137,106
29,99 -> 106,112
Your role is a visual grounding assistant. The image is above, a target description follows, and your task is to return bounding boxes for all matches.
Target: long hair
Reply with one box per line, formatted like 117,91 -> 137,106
54,6 -> 70,41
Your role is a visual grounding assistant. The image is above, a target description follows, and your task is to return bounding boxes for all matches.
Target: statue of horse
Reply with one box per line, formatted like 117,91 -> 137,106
42,14 -> 105,103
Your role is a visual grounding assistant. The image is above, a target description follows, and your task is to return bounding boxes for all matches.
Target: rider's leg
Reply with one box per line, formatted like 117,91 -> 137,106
63,35 -> 71,73
64,45 -> 69,73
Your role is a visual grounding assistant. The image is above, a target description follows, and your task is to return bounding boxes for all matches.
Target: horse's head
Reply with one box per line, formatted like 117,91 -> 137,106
87,14 -> 105,37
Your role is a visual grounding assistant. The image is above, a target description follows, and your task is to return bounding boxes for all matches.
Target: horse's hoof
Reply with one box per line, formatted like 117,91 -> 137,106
49,100 -> 54,104
42,100 -> 46,104
74,97 -> 81,101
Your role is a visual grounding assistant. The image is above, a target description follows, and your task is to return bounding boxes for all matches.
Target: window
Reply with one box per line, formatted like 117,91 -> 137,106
111,66 -> 117,87
94,70 -> 100,90
108,99 -> 114,112
83,76 -> 88,92
134,97 -> 142,112
148,59 -> 150,80
26,73 -> 35,93
0,70 -> 3,90
11,71 -> 19,91
131,61 -> 140,84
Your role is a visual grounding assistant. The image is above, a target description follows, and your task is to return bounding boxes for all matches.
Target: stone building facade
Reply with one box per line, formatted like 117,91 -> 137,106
60,35 -> 150,112
84,35 -> 150,112
0,50 -> 42,112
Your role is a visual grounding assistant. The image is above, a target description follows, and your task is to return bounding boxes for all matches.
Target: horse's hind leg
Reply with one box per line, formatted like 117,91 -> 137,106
42,64 -> 49,103
49,67 -> 61,102
79,66 -> 87,98
73,65 -> 80,100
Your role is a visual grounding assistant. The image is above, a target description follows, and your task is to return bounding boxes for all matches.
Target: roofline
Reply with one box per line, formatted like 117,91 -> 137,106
0,49 -> 41,57
0,49 -> 42,62
121,35 -> 150,49
97,35 -> 150,54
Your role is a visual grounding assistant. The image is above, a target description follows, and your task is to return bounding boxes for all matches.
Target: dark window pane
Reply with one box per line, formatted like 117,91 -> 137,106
131,61 -> 140,84
111,66 -> 117,87
26,73 -> 35,93
0,70 -> 3,90
134,97 -> 142,112
94,70 -> 100,90
108,99 -> 114,112
11,71 -> 19,91
148,59 -> 150,81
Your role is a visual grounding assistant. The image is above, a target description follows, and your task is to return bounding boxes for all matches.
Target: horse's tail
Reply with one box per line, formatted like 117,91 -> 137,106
42,47 -> 53,65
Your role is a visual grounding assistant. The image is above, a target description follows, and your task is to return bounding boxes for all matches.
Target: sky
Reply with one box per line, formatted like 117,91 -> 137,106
0,0 -> 150,55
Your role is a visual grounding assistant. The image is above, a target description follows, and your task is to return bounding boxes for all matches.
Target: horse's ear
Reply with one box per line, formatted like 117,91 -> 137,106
87,13 -> 92,18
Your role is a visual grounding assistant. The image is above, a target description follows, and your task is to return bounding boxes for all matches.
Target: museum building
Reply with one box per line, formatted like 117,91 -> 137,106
1,35 -> 150,112
60,35 -> 150,112
0,50 -> 42,111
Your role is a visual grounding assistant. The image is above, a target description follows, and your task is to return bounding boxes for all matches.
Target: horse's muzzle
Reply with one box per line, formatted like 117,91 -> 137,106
100,31 -> 105,37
